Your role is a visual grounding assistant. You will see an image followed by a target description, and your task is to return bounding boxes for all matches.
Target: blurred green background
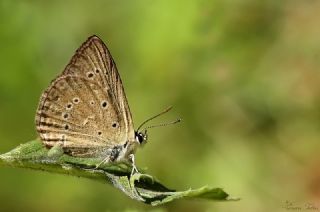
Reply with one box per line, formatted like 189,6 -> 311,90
1,0 -> 320,211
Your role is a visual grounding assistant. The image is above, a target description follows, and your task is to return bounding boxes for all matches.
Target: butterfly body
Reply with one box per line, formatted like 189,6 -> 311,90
36,35 -> 141,164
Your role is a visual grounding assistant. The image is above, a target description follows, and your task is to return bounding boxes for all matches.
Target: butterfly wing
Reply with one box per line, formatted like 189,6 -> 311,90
63,36 -> 134,140
35,36 -> 135,157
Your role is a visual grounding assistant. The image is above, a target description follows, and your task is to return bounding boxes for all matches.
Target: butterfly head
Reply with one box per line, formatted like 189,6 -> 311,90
135,130 -> 148,145
134,107 -> 181,148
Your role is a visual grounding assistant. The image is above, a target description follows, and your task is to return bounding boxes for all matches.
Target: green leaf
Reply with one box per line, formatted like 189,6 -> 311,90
0,140 -> 238,205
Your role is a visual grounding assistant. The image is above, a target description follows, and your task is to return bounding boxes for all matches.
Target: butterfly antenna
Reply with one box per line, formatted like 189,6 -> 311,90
137,106 -> 173,131
142,118 -> 182,131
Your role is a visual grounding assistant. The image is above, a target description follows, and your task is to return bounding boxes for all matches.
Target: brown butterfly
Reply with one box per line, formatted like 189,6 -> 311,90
35,35 -> 179,172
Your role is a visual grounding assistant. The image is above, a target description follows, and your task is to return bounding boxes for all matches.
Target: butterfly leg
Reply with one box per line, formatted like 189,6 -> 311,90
129,154 -> 139,176
95,156 -> 110,169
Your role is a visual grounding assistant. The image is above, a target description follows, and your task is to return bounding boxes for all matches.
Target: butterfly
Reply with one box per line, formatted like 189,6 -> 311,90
35,35 -> 179,173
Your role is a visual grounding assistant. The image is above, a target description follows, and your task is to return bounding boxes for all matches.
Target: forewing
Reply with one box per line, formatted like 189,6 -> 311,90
63,35 -> 134,141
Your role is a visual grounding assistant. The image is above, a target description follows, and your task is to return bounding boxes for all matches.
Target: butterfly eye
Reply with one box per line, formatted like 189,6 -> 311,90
112,123 -> 117,128
137,133 -> 145,143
